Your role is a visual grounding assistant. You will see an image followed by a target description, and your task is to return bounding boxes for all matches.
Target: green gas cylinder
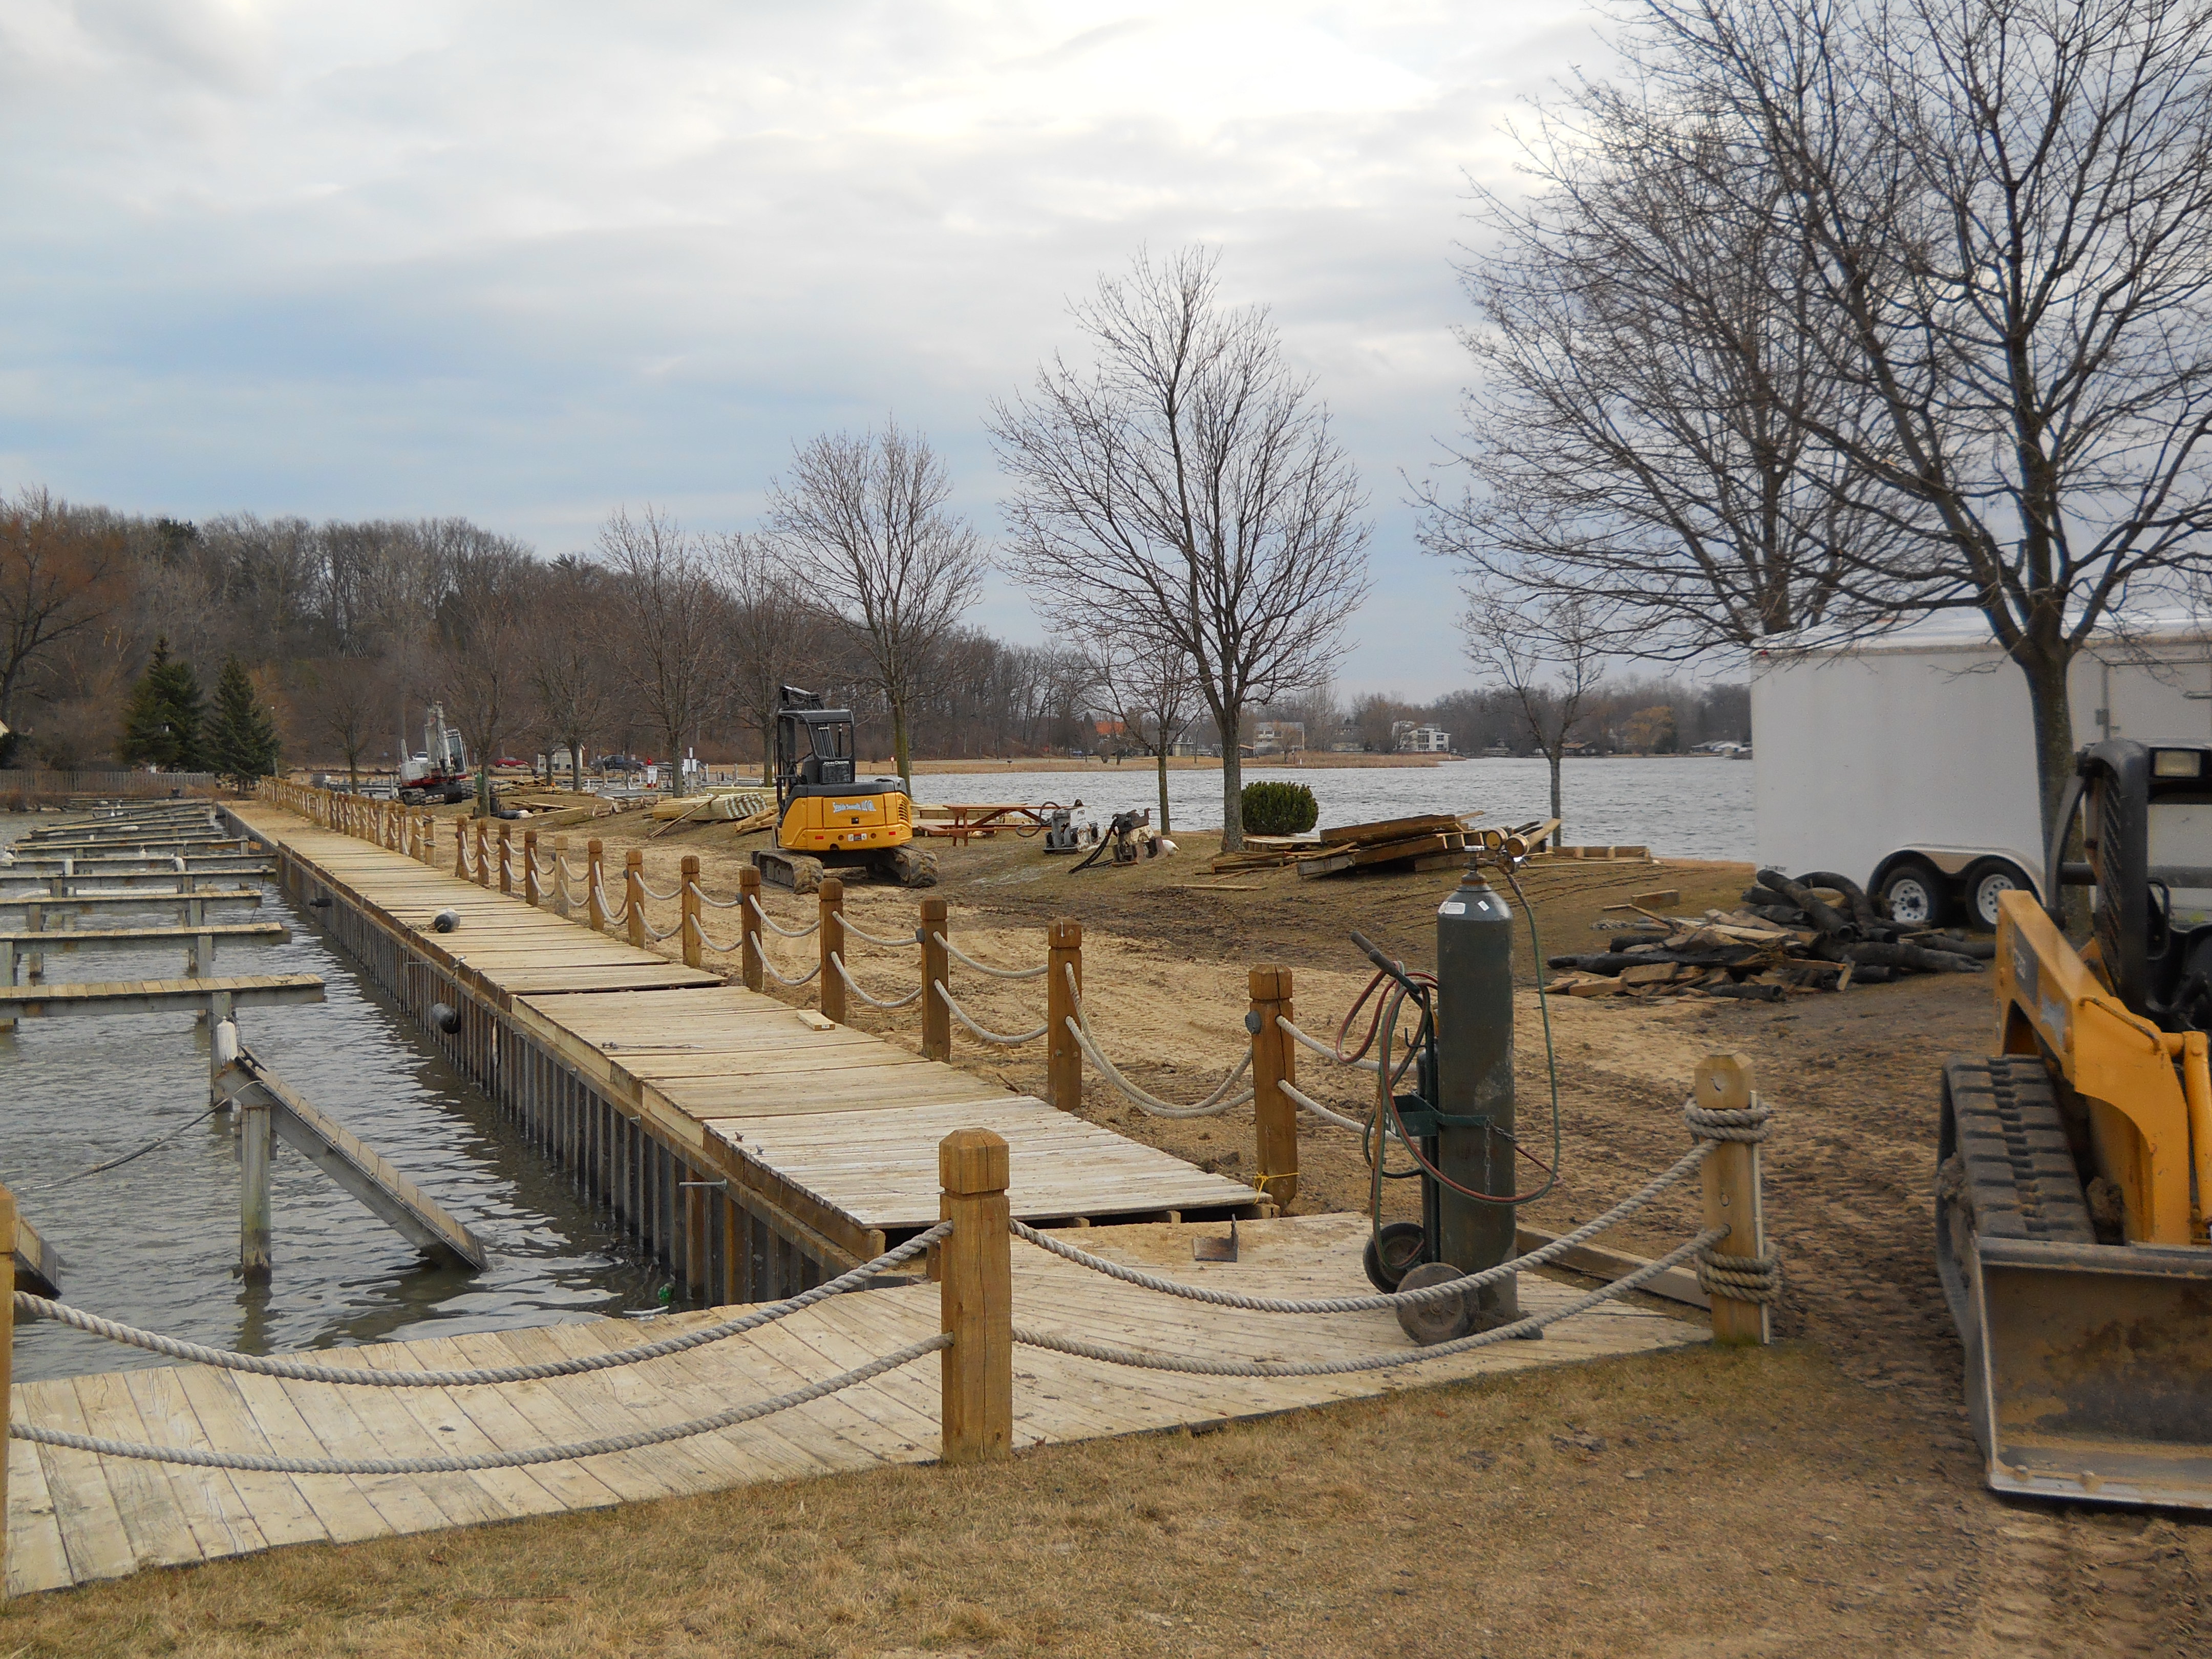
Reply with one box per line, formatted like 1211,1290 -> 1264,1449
1434,858 -> 1518,1323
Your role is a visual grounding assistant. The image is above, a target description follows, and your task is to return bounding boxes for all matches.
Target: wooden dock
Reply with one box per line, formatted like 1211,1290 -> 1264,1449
4,1213 -> 1705,1594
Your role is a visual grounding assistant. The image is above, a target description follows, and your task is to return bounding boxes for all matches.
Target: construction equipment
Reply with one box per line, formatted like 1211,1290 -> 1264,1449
397,704 -> 473,805
1939,737 -> 2212,1510
1070,808 -> 1162,872
750,686 -> 937,893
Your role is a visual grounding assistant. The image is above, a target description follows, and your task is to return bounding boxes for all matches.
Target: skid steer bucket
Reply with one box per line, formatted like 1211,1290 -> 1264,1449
1964,1235 -> 2212,1508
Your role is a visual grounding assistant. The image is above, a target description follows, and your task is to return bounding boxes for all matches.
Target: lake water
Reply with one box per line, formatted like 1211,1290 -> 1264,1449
0,818 -> 665,1383
908,756 -> 1756,863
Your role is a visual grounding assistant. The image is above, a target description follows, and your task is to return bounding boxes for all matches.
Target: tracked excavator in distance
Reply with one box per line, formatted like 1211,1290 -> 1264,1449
750,686 -> 938,894
1940,737 -> 2212,1510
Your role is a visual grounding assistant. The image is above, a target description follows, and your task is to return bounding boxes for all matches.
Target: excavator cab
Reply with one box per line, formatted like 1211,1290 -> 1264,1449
1939,738 -> 2212,1510
750,686 -> 937,893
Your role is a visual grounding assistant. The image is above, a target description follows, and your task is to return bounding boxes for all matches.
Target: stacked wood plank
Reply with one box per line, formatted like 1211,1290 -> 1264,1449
1210,813 -> 1474,877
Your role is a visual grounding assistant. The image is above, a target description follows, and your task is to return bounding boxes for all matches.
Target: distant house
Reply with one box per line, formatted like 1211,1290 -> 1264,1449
1392,723 -> 1451,754
1253,720 -> 1305,756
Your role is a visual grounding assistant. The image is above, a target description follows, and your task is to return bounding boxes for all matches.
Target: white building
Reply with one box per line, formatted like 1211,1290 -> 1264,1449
1392,723 -> 1452,754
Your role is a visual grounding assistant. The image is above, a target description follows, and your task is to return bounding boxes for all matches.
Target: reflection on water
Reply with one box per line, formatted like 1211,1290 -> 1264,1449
906,755 -> 1757,862
0,817 -> 666,1382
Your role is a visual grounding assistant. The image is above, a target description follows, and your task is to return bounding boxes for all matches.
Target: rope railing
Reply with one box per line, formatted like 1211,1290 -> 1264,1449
691,880 -> 745,910
758,951 -> 822,988
15,1223 -> 950,1387
12,1336 -> 950,1475
831,952 -> 925,1010
637,873 -> 682,902
937,933 -> 1049,981
641,912 -> 684,943
933,981 -> 1048,1047
1063,964 -> 1252,1118
1277,1016 -> 1381,1073
1013,1231 -> 1724,1380
1010,1143 -> 1711,1313
1279,1078 -> 1385,1135
748,894 -> 819,938
694,921 -> 745,954
594,879 -> 628,923
842,916 -> 920,949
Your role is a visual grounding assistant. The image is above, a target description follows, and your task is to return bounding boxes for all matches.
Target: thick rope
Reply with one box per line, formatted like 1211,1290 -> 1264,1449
1682,1095 -> 1781,1301
12,1335 -> 949,1474
1279,1078 -> 1385,1135
640,911 -> 683,943
1014,1231 -> 1724,1378
594,880 -> 628,923
758,951 -> 822,988
560,853 -> 591,882
936,933 -> 1049,981
695,921 -> 744,954
843,917 -> 920,949
637,873 -> 682,902
934,981 -> 1048,1047
832,952 -> 924,1010
748,894 -> 819,938
1064,967 -> 1251,1117
1010,1141 -> 1713,1313
691,880 -> 745,910
1277,1016 -> 1381,1073
16,1223 -> 950,1386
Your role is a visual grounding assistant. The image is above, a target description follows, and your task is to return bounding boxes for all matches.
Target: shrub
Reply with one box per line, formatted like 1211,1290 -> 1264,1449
1241,780 -> 1318,836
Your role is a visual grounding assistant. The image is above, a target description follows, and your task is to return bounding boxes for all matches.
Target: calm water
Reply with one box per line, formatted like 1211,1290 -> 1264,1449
0,816 -> 666,1382
908,756 -> 1756,862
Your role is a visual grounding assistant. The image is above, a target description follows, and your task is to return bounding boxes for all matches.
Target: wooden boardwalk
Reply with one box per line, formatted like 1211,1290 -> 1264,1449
5,1214 -> 1704,1593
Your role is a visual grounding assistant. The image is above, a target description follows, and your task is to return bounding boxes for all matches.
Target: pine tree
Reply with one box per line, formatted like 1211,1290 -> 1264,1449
205,655 -> 280,790
118,637 -> 207,771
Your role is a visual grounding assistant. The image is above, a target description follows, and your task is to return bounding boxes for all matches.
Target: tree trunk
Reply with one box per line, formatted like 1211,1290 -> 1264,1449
570,741 -> 584,794
760,719 -> 774,787
2014,640 -> 2079,868
1547,748 -> 1565,838
1156,745 -> 1171,834
476,767 -> 492,819
892,700 -> 913,796
1221,724 -> 1244,852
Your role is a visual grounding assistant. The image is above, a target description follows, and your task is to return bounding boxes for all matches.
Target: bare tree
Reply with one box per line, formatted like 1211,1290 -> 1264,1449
767,422 -> 983,792
1420,79 -> 1925,655
1088,629 -> 1196,832
293,656 -> 396,788
599,505 -> 724,778
1464,587 -> 1609,835
1637,0 -> 2212,842
0,489 -> 124,767
713,531 -> 836,785
442,600 -> 529,816
529,556 -> 621,789
992,247 -> 1371,850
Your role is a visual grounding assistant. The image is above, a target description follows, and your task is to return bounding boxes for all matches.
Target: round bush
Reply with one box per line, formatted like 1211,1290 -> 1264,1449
1241,780 -> 1319,836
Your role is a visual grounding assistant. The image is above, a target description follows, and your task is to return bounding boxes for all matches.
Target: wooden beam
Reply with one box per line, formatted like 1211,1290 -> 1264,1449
1513,1225 -> 1708,1309
13,1214 -> 59,1300
0,975 -> 323,1017
0,889 -> 264,910
0,923 -> 289,949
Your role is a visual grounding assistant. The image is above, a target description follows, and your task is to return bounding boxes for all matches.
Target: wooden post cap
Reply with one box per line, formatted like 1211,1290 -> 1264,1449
940,1129 -> 1010,1194
681,855 -> 700,876
588,838 -> 603,855
1249,965 -> 1291,1000
524,829 -> 538,846
1694,1053 -> 1753,1108
1050,917 -> 1082,947
820,877 -> 844,900
739,865 -> 760,889
920,896 -> 948,921
626,847 -> 643,867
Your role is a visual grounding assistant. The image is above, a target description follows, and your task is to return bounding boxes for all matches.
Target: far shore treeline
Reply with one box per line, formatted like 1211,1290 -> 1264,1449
0,487 -> 1746,783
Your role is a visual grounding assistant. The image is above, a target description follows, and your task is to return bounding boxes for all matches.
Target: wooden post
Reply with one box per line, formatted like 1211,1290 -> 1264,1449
587,839 -> 607,933
524,830 -> 541,907
920,896 -> 950,1060
1695,1053 -> 1771,1345
552,836 -> 571,917
938,1128 -> 1013,1464
454,819 -> 468,878
207,989 -> 234,1101
819,878 -> 846,1023
475,819 -> 492,890
625,849 -> 647,949
739,865 -> 763,992
1047,919 -> 1083,1112
0,1176 -> 15,1592
1249,966 -> 1299,1208
498,825 -> 514,896
239,1084 -> 273,1284
680,855 -> 703,969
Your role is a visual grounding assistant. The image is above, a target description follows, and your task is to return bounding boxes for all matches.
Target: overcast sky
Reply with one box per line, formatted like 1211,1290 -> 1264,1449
0,1 -> 1618,699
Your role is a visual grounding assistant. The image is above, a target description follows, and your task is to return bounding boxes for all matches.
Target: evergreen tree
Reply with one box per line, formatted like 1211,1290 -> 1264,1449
205,655 -> 280,789
118,637 -> 207,771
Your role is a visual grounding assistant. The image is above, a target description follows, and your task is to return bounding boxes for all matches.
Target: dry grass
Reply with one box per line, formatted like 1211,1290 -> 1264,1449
0,1343 -> 1989,1658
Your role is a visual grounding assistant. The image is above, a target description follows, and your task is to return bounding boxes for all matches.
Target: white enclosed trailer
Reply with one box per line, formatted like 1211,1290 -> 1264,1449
1753,614 -> 2212,927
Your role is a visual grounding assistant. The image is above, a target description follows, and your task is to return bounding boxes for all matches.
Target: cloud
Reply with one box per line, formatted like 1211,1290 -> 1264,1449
0,0 -> 1617,696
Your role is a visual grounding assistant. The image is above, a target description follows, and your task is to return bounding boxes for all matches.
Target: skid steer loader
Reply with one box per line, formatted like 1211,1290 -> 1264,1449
750,686 -> 937,894
1940,737 -> 2212,1509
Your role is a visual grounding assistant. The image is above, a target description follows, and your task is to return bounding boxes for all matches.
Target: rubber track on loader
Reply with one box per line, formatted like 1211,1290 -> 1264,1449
1943,1057 -> 2095,1243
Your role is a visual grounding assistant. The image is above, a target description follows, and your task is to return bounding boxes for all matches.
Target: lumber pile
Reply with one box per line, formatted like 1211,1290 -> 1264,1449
1209,813 -> 1467,877
1544,867 -> 1991,1003
648,789 -> 771,824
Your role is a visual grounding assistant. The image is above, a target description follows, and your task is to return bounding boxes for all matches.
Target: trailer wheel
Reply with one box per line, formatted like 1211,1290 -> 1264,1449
1879,860 -> 1951,927
1963,858 -> 2031,932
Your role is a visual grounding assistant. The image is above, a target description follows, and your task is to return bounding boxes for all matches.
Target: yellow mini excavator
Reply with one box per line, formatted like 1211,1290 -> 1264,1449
750,686 -> 937,893
1941,737 -> 2212,1509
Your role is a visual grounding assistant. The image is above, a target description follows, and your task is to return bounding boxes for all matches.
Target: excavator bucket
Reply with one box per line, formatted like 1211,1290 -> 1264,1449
1962,1235 -> 2212,1508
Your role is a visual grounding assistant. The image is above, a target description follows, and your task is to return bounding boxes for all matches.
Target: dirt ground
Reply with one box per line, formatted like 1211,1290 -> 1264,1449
53,799 -> 2194,1653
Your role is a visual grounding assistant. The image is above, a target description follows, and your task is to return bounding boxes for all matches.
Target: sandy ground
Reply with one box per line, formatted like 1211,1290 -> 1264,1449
391,806 -> 2212,1651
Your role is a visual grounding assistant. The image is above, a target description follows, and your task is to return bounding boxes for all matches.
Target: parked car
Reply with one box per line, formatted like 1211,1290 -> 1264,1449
598,755 -> 648,775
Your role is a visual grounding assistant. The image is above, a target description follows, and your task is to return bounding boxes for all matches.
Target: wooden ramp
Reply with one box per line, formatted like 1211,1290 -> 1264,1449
4,1214 -> 1705,1594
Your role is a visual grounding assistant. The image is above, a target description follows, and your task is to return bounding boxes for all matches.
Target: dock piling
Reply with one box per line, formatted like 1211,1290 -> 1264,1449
739,866 -> 763,992
1249,967 -> 1299,1208
938,1128 -> 1013,1464
920,898 -> 950,1060
1696,1054 -> 1771,1345
819,879 -> 846,1024
1048,920 -> 1082,1112
680,856 -> 702,969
